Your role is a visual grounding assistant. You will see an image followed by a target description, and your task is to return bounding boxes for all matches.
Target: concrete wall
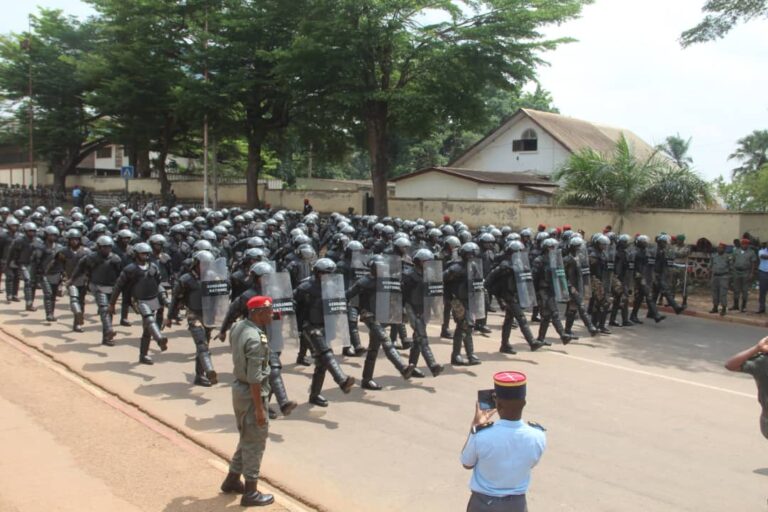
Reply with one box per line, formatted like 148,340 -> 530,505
264,189 -> 365,213
0,166 -> 38,187
454,117 -> 571,177
389,198 -> 521,226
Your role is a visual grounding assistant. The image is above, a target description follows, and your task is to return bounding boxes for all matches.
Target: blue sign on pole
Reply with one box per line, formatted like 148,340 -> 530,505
120,165 -> 135,179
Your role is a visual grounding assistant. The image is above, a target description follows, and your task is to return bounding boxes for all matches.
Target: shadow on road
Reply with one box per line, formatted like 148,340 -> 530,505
82,361 -> 156,382
163,494 -> 241,512
135,380 -> 212,406
185,413 -> 237,433
753,467 -> 768,477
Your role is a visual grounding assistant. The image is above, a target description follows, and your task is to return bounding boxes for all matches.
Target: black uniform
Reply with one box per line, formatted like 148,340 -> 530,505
401,265 -> 443,374
443,259 -> 480,365
70,250 -> 123,343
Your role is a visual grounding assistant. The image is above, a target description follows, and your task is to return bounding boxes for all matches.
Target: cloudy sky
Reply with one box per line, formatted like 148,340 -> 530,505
3,0 -> 766,181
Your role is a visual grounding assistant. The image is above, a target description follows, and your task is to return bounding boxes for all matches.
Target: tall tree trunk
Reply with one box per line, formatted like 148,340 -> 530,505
365,104 -> 390,217
52,163 -> 67,195
136,148 -> 151,178
246,132 -> 264,208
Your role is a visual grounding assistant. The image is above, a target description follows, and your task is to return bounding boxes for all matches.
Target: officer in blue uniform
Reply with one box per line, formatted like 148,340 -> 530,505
461,371 -> 547,512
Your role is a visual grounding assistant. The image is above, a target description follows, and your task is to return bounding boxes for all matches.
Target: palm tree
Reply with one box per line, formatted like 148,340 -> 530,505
554,134 -> 713,230
656,134 -> 693,169
730,130 -> 768,179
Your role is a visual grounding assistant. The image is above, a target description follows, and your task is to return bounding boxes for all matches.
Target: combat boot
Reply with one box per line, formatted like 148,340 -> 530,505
220,471 -> 244,494
241,480 -> 274,507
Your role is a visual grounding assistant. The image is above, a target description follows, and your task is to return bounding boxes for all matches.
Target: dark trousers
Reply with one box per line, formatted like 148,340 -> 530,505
758,271 -> 768,312
467,492 -> 527,512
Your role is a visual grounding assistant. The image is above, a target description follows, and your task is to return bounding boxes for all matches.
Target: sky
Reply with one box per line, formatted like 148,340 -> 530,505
2,0 -> 766,182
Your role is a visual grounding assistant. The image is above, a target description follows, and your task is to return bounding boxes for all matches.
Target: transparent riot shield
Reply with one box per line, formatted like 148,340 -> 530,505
467,257 -> 486,322
375,254 -> 403,324
512,251 -> 536,310
549,250 -> 568,303
422,260 -> 443,324
201,256 -> 230,328
261,271 -> 298,352
578,246 -> 591,299
644,246 -> 657,285
321,273 -> 351,349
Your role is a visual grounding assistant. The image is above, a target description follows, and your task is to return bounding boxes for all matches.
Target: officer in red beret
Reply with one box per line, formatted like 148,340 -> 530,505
221,295 -> 275,507
461,371 -> 546,512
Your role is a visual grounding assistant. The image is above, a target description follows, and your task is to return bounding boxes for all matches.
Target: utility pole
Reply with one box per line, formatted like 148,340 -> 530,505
212,136 -> 218,209
307,142 -> 313,179
25,14 -> 33,187
202,9 -> 209,208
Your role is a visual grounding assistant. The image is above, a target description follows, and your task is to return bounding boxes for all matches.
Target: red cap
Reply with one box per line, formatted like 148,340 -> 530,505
718,242 -> 726,249
247,296 -> 273,310
304,199 -> 309,204
563,224 -> 572,231
554,227 -> 562,235
603,225 -> 612,233
443,215 -> 450,223
537,223 -> 546,231
671,236 -> 677,242
741,238 -> 750,246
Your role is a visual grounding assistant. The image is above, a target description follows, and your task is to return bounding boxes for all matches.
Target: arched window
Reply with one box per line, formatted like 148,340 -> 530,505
513,129 -> 538,152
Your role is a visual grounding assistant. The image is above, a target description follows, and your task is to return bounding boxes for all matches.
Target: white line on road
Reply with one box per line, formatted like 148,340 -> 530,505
549,352 -> 755,398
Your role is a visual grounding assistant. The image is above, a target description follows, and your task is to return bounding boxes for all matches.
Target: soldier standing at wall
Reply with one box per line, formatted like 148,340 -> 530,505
731,238 -> 757,313
710,243 -> 731,316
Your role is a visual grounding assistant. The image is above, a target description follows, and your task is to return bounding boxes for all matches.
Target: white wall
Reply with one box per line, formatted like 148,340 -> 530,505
455,117 -> 571,177
0,166 -> 38,187
395,171 -> 479,199
477,184 -> 520,200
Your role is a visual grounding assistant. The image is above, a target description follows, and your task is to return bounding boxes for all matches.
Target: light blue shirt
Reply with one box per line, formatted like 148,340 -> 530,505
759,248 -> 768,273
460,419 -> 547,497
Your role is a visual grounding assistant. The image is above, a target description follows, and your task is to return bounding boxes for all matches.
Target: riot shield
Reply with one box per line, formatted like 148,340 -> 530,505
603,246 -> 615,291
321,273 -> 351,349
578,246 -> 591,299
351,250 -> 371,281
549,250 -> 568,303
644,246 -> 657,284
422,260 -> 443,324
375,254 -> 403,324
261,271 -> 298,352
201,257 -> 230,328
467,257 -> 486,322
512,251 -> 536,310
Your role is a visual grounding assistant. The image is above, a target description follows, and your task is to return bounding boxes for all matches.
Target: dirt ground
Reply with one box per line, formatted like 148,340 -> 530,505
0,339 -> 298,512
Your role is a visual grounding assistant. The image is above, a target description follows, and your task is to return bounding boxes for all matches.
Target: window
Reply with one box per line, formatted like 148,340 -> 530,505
96,146 -> 113,159
512,129 -> 538,152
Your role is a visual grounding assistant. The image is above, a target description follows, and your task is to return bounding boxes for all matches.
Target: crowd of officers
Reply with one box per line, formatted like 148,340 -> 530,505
0,203 -> 697,416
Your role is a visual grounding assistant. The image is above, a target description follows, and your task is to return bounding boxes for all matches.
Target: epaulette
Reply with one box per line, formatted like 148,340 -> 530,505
527,421 -> 546,432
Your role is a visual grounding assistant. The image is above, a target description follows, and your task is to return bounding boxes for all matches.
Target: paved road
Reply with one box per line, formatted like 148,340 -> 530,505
1,299 -> 766,512
0,335 -> 298,512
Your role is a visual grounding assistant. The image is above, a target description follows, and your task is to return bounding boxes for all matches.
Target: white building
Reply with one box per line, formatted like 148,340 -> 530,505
391,166 -> 557,204
81,144 -> 194,173
450,108 -> 657,178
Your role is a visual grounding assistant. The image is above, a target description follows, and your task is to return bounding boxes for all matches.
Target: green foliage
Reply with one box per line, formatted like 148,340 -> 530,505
0,10 -> 105,188
715,165 -> 768,211
656,133 -> 693,169
729,129 -> 768,179
287,0 -> 589,214
554,134 -> 713,213
681,0 -> 768,47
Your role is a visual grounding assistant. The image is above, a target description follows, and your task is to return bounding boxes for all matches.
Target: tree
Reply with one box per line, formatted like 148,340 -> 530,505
715,164 -> 768,211
554,135 -> 713,228
289,0 -> 588,216
681,0 -> 768,47
0,10 -> 107,192
729,129 -> 768,179
656,133 -> 693,169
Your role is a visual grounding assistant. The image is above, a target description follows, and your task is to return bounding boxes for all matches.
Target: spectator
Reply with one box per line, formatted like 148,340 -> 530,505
72,185 -> 83,207
460,371 -> 546,512
303,198 -> 313,215
757,243 -> 768,314
725,336 -> 768,440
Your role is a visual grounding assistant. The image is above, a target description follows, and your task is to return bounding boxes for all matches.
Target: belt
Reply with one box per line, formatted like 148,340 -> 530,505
471,491 -> 525,502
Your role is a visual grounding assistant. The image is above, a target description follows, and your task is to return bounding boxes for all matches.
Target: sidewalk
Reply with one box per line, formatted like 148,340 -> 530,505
658,290 -> 768,329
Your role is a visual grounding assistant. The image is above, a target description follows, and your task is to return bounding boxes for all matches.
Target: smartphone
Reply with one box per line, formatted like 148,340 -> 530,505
477,389 -> 496,411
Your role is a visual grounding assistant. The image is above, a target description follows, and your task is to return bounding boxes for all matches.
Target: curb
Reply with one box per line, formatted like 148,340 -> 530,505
660,306 -> 768,329
0,325 -> 321,512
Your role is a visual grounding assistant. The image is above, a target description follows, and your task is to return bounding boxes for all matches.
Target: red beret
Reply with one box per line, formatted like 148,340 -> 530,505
563,224 -> 572,231
443,215 -> 450,223
247,296 -> 273,310
718,242 -> 726,248
304,198 -> 309,204
537,223 -> 546,231
741,238 -> 750,246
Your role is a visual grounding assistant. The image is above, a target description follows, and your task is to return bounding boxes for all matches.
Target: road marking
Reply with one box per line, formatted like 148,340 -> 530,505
549,352 -> 754,398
